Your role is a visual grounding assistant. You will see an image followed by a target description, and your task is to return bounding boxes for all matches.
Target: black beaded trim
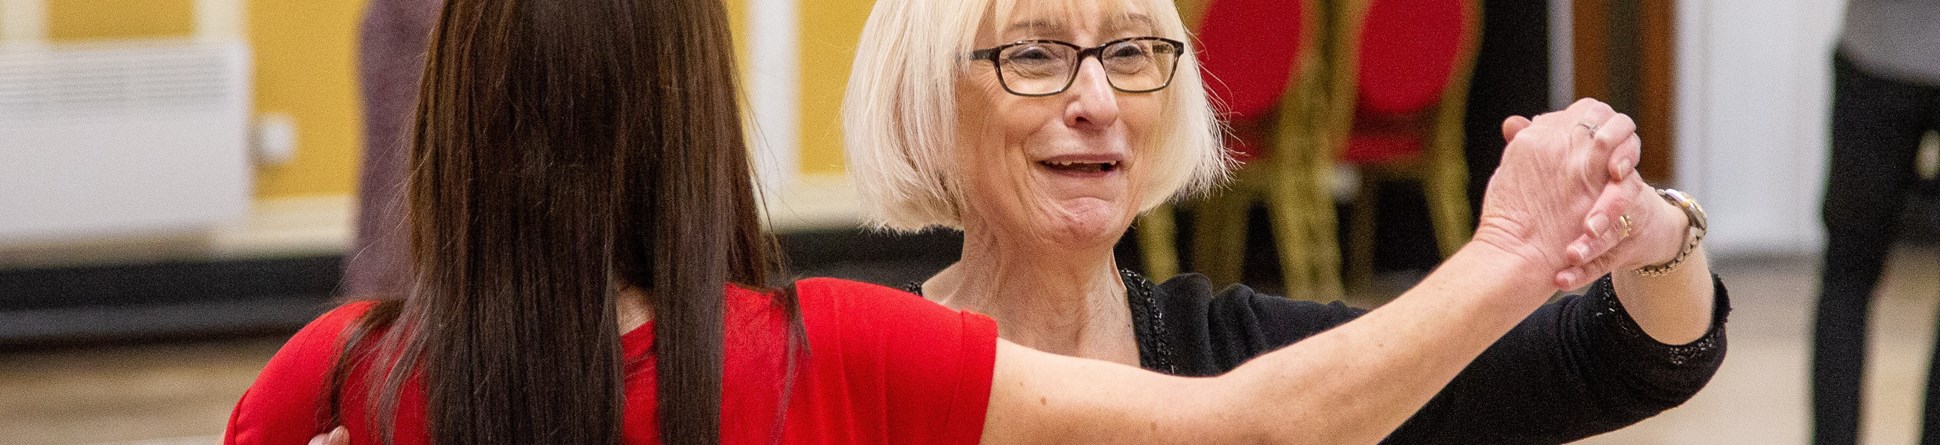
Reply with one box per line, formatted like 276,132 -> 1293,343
1587,274 -> 1727,366
1119,269 -> 1179,374
901,270 -> 1180,374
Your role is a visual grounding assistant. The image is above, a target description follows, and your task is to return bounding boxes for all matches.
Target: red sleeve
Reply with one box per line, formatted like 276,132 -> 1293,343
224,301 -> 377,445
795,278 -> 998,445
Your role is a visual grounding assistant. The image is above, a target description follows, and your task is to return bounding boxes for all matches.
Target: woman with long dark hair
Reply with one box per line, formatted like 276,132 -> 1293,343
227,0 -> 1673,443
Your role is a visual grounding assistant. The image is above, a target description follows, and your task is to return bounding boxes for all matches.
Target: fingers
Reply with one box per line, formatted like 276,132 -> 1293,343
1590,113 -> 1637,156
1565,179 -> 1636,266
1535,98 -> 1616,128
1500,115 -> 1532,142
1608,133 -> 1642,180
1573,97 -> 1617,123
1553,264 -> 1603,290
311,427 -> 348,445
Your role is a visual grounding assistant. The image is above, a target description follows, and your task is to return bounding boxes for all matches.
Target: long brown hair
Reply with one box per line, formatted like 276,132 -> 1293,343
327,0 -> 786,443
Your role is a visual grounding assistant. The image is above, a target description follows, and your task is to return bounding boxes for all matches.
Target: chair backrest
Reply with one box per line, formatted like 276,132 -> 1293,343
1352,0 -> 1475,116
1194,0 -> 1311,160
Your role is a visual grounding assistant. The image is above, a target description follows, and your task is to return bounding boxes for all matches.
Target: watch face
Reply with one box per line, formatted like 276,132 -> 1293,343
1658,189 -> 1705,229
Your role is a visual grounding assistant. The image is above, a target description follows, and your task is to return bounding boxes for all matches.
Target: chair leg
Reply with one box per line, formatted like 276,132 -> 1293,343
1137,205 -> 1181,279
1424,159 -> 1473,259
1303,163 -> 1344,299
1267,173 -> 1341,300
1192,188 -> 1252,286
1265,180 -> 1312,298
1346,177 -> 1379,293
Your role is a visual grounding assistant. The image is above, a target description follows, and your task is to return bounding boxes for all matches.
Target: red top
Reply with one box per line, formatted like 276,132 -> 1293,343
223,278 -> 999,444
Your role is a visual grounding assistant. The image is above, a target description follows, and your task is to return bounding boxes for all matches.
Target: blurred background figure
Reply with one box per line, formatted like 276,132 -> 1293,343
343,0 -> 442,298
1812,1 -> 1940,444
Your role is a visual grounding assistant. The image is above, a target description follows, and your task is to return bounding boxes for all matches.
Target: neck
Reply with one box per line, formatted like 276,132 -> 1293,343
616,286 -> 653,334
923,229 -> 1138,364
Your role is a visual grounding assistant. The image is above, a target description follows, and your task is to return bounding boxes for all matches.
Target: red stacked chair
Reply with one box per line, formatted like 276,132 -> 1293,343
1324,0 -> 1482,289
1138,0 -> 1338,297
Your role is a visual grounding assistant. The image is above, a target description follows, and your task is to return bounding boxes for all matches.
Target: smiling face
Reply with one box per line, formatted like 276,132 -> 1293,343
955,0 -> 1170,248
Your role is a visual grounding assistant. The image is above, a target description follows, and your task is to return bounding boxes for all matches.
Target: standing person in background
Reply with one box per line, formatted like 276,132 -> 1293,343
1814,1 -> 1940,444
342,0 -> 443,298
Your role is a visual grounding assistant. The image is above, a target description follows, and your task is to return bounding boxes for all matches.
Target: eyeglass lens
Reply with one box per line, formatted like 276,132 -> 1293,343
997,39 -> 1178,95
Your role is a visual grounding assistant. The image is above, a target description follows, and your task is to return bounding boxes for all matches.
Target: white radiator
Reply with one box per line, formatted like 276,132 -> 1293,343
0,40 -> 253,246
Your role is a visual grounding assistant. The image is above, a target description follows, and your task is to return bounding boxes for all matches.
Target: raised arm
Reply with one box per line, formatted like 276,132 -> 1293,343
983,241 -> 1555,444
979,99 -> 1643,444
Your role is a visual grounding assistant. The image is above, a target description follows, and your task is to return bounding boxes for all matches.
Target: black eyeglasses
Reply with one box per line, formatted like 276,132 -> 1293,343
970,36 -> 1185,97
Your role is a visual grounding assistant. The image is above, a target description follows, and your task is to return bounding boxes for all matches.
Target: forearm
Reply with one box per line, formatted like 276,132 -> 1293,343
1611,247 -> 1715,345
1215,242 -> 1555,443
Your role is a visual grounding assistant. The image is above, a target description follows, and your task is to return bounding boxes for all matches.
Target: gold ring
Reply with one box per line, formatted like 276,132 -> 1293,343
1617,214 -> 1632,239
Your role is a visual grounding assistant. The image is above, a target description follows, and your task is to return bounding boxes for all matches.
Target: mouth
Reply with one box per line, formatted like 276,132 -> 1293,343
1037,159 -> 1122,174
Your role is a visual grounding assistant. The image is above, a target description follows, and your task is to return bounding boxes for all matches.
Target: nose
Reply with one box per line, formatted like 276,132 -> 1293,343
1063,58 -> 1122,130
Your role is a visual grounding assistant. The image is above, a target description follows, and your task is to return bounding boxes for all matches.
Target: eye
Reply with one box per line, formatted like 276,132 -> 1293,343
1001,44 -> 1071,78
1102,43 -> 1155,74
1105,43 -> 1151,60
1006,45 -> 1060,65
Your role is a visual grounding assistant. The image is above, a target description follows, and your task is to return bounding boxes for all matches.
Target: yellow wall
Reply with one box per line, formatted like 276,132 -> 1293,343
248,0 -> 366,198
726,0 -> 748,69
797,0 -> 873,174
46,0 -> 196,40
33,0 -> 990,198
42,0 -> 367,199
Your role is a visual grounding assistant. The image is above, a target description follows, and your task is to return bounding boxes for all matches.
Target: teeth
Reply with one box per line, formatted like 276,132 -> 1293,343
1039,160 -> 1120,173
1042,161 -> 1118,167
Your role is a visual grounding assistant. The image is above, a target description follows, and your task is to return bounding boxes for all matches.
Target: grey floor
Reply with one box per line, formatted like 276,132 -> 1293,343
3,247 -> 1937,444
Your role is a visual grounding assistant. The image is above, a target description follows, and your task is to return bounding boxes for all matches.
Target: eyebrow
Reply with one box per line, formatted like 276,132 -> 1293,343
1102,14 -> 1157,34
1004,19 -> 1066,36
1003,13 -> 1158,40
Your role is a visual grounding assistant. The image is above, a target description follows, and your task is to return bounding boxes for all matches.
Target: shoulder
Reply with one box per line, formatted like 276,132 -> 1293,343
264,301 -> 382,377
1152,273 -> 1357,316
793,277 -> 988,328
1148,274 -> 1367,373
225,301 -> 381,444
789,278 -> 996,351
787,277 -> 998,443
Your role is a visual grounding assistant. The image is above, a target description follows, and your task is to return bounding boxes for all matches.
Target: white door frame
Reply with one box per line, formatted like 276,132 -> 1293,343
1673,0 -> 1844,256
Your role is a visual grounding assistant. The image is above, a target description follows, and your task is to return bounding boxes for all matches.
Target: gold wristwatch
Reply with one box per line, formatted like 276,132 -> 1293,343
1635,188 -> 1706,277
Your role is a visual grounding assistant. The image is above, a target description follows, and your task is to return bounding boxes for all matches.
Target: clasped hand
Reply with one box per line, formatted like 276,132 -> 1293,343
1476,98 -> 1691,290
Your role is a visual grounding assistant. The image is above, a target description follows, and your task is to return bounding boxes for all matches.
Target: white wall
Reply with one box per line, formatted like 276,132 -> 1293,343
1676,0 -> 1845,257
746,0 -> 799,193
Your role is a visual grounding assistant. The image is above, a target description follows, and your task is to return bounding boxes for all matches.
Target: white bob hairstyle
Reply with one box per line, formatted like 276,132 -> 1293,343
842,0 -> 1230,232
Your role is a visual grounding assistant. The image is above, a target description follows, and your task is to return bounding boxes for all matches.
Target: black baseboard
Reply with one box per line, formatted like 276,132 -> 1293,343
0,228 -> 968,346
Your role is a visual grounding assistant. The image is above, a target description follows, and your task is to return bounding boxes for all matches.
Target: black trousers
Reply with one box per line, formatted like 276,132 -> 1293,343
1814,50 -> 1940,445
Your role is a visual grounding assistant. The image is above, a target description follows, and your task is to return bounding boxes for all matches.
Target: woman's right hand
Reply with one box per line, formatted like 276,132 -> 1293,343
307,427 -> 347,445
1473,98 -> 1641,289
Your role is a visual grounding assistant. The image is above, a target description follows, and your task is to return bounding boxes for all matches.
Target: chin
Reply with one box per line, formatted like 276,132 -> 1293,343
1037,211 -> 1132,250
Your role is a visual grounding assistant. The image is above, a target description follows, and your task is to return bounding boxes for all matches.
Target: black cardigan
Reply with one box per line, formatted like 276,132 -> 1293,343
909,271 -> 1731,444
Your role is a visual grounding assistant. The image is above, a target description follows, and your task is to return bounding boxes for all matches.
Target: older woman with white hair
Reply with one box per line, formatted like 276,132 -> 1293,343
843,0 -> 1728,442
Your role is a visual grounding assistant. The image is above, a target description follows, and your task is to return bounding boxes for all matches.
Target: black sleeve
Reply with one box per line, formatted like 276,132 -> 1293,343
1160,273 -> 1732,444
1384,274 -> 1730,444
1154,274 -> 1369,376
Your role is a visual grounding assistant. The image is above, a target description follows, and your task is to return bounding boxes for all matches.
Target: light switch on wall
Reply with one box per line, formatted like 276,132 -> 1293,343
253,113 -> 297,166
